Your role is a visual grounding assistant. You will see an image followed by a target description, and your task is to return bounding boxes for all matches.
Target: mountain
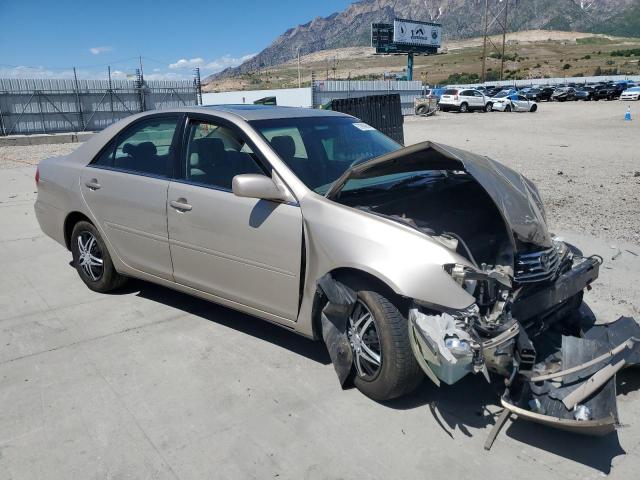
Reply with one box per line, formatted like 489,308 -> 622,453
208,0 -> 639,81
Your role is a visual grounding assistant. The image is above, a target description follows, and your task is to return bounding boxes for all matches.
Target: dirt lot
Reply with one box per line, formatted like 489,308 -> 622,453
406,100 -> 640,246
0,100 -> 639,479
405,99 -> 640,323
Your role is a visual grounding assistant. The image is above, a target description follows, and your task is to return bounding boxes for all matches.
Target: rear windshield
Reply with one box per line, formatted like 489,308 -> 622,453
443,89 -> 459,95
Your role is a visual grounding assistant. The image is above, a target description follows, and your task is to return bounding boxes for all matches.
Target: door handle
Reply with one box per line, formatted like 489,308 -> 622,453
85,179 -> 101,190
170,199 -> 192,212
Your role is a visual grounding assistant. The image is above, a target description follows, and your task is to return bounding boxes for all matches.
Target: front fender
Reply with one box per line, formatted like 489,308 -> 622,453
295,195 -> 476,337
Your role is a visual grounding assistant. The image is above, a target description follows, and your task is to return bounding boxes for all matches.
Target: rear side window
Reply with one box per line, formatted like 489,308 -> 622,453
443,89 -> 458,95
108,117 -> 179,178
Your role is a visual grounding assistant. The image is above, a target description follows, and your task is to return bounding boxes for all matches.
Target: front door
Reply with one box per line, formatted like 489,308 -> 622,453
512,95 -> 530,112
167,117 -> 303,321
80,115 -> 181,280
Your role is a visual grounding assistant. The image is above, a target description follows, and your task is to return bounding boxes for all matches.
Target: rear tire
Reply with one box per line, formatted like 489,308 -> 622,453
71,221 -> 127,293
349,290 -> 423,401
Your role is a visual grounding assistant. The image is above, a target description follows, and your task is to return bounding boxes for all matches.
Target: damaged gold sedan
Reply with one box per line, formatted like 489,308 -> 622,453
319,142 -> 638,436
35,107 -> 638,436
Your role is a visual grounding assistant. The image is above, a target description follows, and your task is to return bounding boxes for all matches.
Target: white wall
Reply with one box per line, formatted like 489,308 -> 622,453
202,87 -> 312,108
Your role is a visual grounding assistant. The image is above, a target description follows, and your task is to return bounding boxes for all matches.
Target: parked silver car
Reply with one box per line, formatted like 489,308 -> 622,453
37,106 -> 622,432
492,94 -> 538,112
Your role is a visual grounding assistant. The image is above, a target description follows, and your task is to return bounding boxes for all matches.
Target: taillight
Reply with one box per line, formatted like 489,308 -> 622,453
35,166 -> 40,187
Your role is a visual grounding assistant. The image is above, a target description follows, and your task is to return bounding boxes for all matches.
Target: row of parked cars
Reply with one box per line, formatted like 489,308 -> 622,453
419,81 -> 640,114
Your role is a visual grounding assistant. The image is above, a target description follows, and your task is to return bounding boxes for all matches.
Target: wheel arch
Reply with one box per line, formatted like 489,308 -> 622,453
310,267 -> 406,341
63,211 -> 93,250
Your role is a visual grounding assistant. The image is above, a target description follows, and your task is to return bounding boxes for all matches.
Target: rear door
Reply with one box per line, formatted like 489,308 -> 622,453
80,115 -> 181,280
472,90 -> 486,108
459,90 -> 475,108
166,115 -> 303,321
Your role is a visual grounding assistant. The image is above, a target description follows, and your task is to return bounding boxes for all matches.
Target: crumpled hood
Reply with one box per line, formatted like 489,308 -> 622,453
326,141 -> 552,248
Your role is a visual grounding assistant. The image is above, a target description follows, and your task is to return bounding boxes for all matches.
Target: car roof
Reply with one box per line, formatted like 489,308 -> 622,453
202,105 -> 350,121
137,105 -> 352,122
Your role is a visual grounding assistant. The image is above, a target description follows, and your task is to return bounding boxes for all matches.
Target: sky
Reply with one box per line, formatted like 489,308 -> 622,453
0,0 -> 354,80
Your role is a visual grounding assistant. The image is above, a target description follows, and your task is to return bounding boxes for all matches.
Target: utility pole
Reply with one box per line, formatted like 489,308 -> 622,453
138,55 -> 146,111
138,55 -> 144,83
500,0 -> 509,81
72,67 -> 85,131
194,67 -> 203,105
297,47 -> 301,88
107,65 -> 114,124
481,0 -> 489,82
479,0 -> 511,83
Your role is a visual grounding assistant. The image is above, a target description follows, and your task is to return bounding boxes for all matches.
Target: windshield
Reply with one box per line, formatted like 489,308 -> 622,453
250,116 -> 401,194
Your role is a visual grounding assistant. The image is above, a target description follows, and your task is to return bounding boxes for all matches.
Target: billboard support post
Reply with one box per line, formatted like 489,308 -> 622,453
407,52 -> 414,81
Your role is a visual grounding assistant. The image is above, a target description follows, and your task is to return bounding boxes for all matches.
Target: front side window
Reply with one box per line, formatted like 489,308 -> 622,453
251,117 -> 401,194
183,120 -> 264,190
95,117 -> 179,177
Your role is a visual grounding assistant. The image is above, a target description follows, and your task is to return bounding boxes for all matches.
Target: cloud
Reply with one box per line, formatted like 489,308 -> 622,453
89,46 -> 113,55
0,65 -> 74,79
169,53 -> 257,73
169,57 -> 205,69
0,51 -> 259,82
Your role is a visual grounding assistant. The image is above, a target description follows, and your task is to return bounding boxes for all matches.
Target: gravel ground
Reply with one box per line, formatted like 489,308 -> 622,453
405,100 -> 640,246
0,142 -> 81,169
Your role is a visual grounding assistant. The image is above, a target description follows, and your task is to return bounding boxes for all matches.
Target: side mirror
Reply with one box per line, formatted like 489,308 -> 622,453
232,174 -> 287,202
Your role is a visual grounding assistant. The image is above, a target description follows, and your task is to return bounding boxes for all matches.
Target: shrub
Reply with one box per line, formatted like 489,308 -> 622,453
443,72 -> 480,84
563,63 -> 571,70
611,48 -> 640,57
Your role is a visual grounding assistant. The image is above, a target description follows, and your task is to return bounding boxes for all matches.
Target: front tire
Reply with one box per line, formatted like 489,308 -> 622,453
505,104 -> 512,112
348,290 -> 423,401
71,221 -> 127,292
485,102 -> 493,112
459,102 -> 468,113
530,104 -> 538,112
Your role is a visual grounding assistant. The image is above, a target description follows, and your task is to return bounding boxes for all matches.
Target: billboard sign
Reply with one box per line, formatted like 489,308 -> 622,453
393,18 -> 442,48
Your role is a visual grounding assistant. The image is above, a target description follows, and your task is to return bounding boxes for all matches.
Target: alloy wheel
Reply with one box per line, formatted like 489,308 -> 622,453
77,231 -> 103,281
347,300 -> 382,379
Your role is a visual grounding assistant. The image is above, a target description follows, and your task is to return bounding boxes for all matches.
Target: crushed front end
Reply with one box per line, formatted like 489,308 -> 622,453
408,244 -> 640,435
328,141 -> 639,434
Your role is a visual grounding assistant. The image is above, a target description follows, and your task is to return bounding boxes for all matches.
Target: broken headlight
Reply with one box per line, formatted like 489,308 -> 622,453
443,263 -> 478,295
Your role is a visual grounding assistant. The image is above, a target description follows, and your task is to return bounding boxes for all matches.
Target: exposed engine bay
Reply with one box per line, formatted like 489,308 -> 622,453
324,142 -> 639,436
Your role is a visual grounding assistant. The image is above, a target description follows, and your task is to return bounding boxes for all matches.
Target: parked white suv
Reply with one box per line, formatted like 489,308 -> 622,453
439,88 -> 492,113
